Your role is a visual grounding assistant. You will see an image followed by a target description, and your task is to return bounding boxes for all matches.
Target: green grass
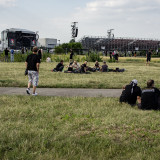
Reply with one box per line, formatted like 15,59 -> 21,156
0,57 -> 160,89
0,95 -> 160,159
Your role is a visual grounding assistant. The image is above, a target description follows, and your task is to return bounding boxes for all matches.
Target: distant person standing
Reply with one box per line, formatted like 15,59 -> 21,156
38,49 -> 43,62
70,49 -> 74,61
25,47 -> 40,96
4,48 -> 9,62
124,51 -> 127,57
10,49 -> 14,62
21,47 -> 25,54
114,50 -> 119,62
109,51 -> 112,60
134,51 -> 137,57
146,49 -> 152,66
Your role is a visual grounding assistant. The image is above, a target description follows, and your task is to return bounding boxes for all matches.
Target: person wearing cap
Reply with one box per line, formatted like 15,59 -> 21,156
120,79 -> 141,106
139,80 -> 160,110
25,46 -> 40,96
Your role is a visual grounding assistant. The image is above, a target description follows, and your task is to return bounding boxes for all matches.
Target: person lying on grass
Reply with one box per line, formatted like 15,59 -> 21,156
119,79 -> 141,106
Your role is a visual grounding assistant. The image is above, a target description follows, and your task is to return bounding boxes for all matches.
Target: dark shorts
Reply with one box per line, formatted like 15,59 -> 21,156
147,57 -> 151,62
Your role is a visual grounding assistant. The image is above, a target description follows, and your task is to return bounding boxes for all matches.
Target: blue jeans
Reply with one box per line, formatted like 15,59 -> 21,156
11,54 -> 14,62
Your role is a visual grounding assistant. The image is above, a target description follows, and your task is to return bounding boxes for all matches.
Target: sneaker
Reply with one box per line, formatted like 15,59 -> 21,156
26,88 -> 30,95
32,92 -> 38,96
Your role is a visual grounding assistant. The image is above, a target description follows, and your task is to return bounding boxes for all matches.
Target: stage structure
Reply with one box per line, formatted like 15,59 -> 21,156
1,28 -> 39,50
80,35 -> 160,51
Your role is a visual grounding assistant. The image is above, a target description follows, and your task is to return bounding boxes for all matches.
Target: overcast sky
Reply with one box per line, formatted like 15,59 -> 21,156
0,0 -> 160,42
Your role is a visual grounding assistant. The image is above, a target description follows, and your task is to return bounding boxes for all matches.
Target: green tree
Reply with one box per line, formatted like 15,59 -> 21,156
69,39 -> 75,43
54,46 -> 65,54
55,42 -> 82,54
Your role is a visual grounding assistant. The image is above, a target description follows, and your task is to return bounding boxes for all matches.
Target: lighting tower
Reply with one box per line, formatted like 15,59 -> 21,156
71,22 -> 78,41
107,29 -> 114,39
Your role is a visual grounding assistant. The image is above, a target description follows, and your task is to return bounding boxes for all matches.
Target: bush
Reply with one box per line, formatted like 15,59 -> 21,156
54,46 -> 65,54
42,52 -> 52,62
86,52 -> 103,62
108,58 -> 116,63
51,54 -> 70,62
14,52 -> 31,62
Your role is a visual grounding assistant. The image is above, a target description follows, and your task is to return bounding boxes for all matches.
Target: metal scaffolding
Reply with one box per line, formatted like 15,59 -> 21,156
80,36 -> 160,51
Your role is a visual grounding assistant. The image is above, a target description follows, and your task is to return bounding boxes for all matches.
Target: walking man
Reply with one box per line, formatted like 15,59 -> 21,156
25,47 -> 40,96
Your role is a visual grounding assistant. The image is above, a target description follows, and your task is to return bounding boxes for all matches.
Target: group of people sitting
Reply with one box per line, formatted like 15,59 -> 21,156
52,60 -> 125,73
52,60 -> 109,73
120,79 -> 160,110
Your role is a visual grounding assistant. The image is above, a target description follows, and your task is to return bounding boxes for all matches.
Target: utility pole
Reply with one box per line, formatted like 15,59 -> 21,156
71,22 -> 78,42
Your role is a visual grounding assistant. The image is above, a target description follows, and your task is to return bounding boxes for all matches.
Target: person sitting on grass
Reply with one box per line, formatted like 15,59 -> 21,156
67,64 -> 73,73
72,61 -> 80,69
94,61 -> 100,71
119,79 -> 141,106
81,61 -> 88,73
101,61 -> 108,72
52,60 -> 64,72
72,61 -> 81,73
138,80 -> 160,110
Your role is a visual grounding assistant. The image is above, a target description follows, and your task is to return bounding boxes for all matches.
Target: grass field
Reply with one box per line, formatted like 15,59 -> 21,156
0,95 -> 160,160
0,57 -> 160,89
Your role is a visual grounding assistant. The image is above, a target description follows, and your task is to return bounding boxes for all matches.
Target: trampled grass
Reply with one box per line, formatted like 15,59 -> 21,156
0,96 -> 160,159
0,57 -> 160,88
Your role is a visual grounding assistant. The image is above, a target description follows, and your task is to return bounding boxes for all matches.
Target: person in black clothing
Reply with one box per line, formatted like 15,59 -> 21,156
109,51 -> 112,60
81,61 -> 87,73
4,48 -> 9,62
94,61 -> 100,71
21,48 -> 25,54
114,50 -> 119,62
52,60 -> 64,72
146,49 -> 152,66
67,64 -> 73,73
139,80 -> 160,110
25,46 -> 40,96
101,61 -> 108,72
70,49 -> 74,61
120,79 -> 141,106
38,49 -> 43,62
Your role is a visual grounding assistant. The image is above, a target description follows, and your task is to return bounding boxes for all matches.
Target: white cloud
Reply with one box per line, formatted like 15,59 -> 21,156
70,0 -> 160,39
0,0 -> 17,7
